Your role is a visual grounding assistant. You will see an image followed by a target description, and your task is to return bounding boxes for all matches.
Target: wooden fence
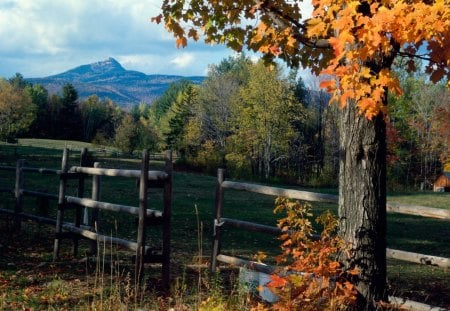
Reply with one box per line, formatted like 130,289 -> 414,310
211,168 -> 449,309
0,148 -> 173,287
211,168 -> 450,271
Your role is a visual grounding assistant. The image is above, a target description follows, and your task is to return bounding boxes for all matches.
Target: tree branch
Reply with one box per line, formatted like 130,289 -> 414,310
397,51 -> 438,64
261,3 -> 331,49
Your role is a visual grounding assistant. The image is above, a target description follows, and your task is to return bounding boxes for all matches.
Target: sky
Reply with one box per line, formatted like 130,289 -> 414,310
0,1 -> 313,79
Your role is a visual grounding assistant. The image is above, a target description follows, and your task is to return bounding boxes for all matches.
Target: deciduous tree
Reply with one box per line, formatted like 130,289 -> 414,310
114,114 -> 139,154
0,79 -> 36,142
231,61 -> 301,179
25,83 -> 49,138
154,0 -> 450,307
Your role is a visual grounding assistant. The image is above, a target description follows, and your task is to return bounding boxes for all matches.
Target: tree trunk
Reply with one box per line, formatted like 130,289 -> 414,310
338,103 -> 387,309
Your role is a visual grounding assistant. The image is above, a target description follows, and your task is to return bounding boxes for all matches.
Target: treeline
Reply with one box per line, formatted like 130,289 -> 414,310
387,60 -> 449,189
0,73 -> 156,153
138,55 -> 341,185
1,56 -> 447,189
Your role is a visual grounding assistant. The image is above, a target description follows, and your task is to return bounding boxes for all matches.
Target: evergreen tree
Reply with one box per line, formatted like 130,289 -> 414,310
59,83 -> 81,139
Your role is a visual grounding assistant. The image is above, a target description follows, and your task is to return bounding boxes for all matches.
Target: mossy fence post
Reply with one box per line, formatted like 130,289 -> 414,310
136,149 -> 149,285
14,159 -> 24,232
210,168 -> 224,272
73,147 -> 88,256
53,148 -> 69,260
162,150 -> 173,289
89,161 -> 101,255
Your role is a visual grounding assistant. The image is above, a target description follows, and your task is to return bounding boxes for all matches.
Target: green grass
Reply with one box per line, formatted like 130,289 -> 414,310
388,192 -> 450,210
0,139 -> 449,309
18,138 -> 95,151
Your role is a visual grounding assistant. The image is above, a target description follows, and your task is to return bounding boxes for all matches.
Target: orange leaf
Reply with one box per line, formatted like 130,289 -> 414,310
176,37 -> 187,48
267,274 -> 287,288
319,79 -> 336,92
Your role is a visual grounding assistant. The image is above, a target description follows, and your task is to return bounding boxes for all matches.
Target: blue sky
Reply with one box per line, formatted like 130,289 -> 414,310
0,0 -> 233,78
0,1 -> 313,79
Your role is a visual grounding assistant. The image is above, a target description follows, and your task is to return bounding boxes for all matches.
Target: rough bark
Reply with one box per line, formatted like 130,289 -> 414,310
339,103 -> 387,309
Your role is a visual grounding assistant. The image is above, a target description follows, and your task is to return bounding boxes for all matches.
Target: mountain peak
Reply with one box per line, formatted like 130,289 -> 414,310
28,58 -> 205,107
49,57 -> 126,80
91,57 -> 124,72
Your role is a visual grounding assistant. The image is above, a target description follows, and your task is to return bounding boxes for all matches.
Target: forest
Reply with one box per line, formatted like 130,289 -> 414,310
0,55 -> 448,190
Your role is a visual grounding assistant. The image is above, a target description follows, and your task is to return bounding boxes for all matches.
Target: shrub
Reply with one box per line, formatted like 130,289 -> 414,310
225,152 -> 252,179
262,198 -> 358,311
188,140 -> 223,174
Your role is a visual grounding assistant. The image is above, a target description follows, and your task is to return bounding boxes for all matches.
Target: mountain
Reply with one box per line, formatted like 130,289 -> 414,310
27,57 -> 204,107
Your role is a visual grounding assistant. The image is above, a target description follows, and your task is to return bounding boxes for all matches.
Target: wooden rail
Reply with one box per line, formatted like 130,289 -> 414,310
222,180 -> 338,203
0,165 -> 16,171
65,196 -> 162,218
222,180 -> 449,220
386,248 -> 450,268
0,208 -> 149,252
0,148 -> 173,288
216,254 -> 276,274
387,201 -> 450,220
212,169 -> 449,309
211,168 -> 450,272
70,166 -> 169,180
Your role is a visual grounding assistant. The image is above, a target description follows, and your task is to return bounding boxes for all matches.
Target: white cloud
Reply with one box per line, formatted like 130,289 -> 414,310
0,0 -> 314,78
170,53 -> 195,68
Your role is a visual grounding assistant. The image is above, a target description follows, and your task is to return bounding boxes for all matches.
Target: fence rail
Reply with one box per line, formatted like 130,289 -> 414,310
222,180 -> 338,203
211,168 -> 449,309
386,201 -> 450,220
0,148 -> 173,288
211,168 -> 450,272
65,196 -> 163,218
70,166 -> 169,180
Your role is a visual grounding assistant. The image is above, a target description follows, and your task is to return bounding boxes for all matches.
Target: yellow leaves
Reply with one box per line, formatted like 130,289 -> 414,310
307,18 -> 327,38
329,31 -> 355,60
250,22 -> 289,56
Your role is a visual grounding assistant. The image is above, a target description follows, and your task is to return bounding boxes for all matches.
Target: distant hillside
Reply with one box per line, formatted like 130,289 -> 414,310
27,57 -> 204,108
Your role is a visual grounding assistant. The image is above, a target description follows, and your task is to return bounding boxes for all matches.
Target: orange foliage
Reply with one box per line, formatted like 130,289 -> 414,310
156,0 -> 450,120
256,198 -> 358,310
308,0 -> 449,119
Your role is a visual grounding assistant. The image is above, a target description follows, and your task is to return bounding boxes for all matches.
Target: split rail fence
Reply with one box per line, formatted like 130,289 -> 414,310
0,148 -> 172,287
211,168 -> 449,309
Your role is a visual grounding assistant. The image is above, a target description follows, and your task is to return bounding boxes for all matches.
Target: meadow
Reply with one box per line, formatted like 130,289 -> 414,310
0,139 -> 449,310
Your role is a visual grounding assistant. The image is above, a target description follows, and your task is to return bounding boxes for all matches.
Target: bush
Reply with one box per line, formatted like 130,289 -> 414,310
262,198 -> 358,310
225,152 -> 252,179
188,140 -> 223,174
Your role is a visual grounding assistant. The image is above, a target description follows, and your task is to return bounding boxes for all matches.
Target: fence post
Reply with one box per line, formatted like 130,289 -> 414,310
136,149 -> 149,285
53,148 -> 69,261
14,159 -> 24,232
89,162 -> 101,255
73,147 -> 88,256
162,150 -> 173,289
210,168 -> 225,272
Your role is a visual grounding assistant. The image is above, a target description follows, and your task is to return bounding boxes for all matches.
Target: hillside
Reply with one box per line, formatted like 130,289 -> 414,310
27,57 -> 204,107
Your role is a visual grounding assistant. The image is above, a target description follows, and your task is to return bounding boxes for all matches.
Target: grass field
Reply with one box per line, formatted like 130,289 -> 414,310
0,139 -> 449,309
